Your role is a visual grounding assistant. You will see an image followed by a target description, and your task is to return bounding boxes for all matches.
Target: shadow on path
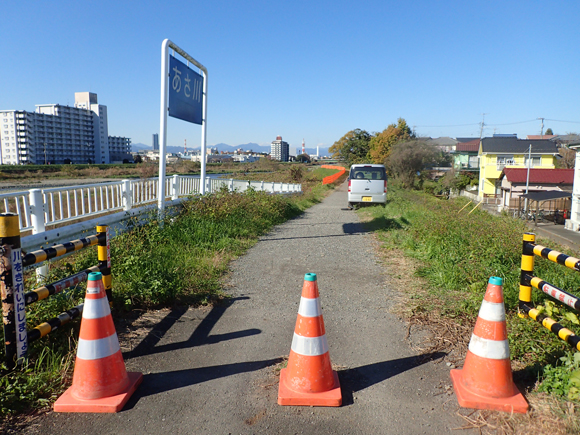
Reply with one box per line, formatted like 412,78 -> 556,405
123,358 -> 284,408
338,351 -> 446,406
123,297 -> 261,359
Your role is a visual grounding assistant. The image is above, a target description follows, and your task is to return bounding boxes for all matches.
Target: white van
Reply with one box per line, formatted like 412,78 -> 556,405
347,164 -> 387,208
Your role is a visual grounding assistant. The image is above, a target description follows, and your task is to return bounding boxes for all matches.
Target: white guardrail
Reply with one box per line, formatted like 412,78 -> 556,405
0,175 -> 301,251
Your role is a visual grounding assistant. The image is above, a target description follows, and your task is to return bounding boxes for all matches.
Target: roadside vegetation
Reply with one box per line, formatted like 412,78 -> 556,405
361,183 -> 580,433
0,164 -> 346,424
0,157 -> 290,185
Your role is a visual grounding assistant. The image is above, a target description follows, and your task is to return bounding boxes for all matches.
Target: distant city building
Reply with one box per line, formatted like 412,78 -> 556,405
152,133 -> 159,151
232,154 -> 260,163
0,92 -> 130,164
108,136 -> 132,162
270,135 -> 289,162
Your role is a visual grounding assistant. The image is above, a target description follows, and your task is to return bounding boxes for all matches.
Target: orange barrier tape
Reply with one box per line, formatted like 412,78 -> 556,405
320,165 -> 346,185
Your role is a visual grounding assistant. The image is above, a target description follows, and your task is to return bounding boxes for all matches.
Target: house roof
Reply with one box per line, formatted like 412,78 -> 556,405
519,191 -> 571,202
425,137 -> 458,146
552,134 -> 580,144
456,137 -> 480,143
526,135 -> 556,140
500,168 -> 574,184
480,137 -> 558,154
456,139 -> 480,152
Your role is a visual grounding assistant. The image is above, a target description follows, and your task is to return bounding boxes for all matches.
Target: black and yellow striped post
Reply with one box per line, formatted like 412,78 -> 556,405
97,225 -> 112,305
27,304 -> 84,343
519,232 -> 535,318
0,214 -> 26,369
521,304 -> 580,351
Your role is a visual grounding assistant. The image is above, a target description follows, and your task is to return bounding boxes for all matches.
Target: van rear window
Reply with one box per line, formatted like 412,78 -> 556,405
350,167 -> 386,180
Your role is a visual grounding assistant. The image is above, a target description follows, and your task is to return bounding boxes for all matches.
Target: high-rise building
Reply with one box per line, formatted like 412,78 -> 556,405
0,92 -> 130,165
108,136 -> 132,162
270,135 -> 289,162
152,133 -> 159,151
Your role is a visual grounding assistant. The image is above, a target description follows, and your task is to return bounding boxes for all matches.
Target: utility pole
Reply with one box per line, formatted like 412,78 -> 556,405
537,118 -> 545,137
524,144 -> 532,212
479,113 -> 488,139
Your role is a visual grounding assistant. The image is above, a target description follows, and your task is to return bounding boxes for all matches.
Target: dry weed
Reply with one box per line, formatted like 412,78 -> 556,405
452,394 -> 580,435
370,233 -> 580,434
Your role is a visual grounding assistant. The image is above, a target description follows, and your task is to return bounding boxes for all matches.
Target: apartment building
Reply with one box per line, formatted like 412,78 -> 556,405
0,92 -> 130,165
270,135 -> 289,162
108,136 -> 132,162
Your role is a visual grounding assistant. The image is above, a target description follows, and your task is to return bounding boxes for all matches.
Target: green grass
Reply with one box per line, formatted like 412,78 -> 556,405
0,171 -> 334,419
363,184 -> 580,401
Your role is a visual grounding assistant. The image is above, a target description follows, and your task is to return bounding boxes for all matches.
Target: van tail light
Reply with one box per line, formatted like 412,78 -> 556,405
384,180 -> 387,193
348,179 -> 351,192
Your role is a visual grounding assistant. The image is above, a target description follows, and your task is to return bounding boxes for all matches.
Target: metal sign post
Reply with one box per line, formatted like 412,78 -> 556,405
159,39 -> 208,216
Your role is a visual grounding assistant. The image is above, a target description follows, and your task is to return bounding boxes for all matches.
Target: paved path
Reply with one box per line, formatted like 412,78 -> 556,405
24,183 -> 471,435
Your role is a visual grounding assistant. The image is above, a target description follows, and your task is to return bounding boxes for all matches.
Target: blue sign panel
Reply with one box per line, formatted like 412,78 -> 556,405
168,56 -> 203,125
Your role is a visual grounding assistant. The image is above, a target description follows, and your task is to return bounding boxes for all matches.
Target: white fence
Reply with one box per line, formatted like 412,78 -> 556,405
0,175 -> 301,251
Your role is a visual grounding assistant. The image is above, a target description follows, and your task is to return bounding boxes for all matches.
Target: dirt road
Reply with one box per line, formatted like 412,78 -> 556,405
23,182 -> 472,434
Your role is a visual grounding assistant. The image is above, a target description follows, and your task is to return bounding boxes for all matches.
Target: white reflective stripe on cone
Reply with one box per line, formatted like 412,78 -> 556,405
77,334 -> 121,360
297,297 -> 322,318
82,297 -> 111,319
468,334 -> 510,360
478,300 -> 506,322
291,333 -> 329,356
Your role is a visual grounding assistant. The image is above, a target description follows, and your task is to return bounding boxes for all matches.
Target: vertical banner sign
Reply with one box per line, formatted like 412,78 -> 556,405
168,56 -> 204,125
106,226 -> 111,268
11,247 -> 27,360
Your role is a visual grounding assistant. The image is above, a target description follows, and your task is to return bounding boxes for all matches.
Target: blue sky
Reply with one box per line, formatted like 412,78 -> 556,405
2,1 -> 579,152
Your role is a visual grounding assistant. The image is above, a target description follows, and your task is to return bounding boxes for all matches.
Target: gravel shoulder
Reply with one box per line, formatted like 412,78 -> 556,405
22,182 -> 473,435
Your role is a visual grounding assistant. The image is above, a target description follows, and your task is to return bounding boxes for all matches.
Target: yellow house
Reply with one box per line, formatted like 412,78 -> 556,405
478,136 -> 559,198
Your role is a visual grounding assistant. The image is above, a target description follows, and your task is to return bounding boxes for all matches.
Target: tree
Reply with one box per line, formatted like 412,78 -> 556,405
368,118 -> 413,165
133,155 -> 143,164
545,128 -> 554,135
557,145 -> 575,169
296,153 -> 311,163
386,140 -> 437,188
329,129 -> 372,165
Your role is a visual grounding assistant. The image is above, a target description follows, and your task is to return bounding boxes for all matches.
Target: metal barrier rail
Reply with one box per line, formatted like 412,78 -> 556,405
519,232 -> 580,351
1,215 -> 112,369
0,175 -> 302,235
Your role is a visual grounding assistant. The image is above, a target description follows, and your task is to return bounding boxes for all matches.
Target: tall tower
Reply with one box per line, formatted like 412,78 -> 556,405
302,139 -> 305,154
184,139 -> 187,154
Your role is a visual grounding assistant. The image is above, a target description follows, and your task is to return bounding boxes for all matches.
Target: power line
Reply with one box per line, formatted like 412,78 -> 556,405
485,119 -> 537,126
415,118 -> 541,128
415,118 -> 580,131
544,118 -> 580,124
414,122 -> 480,128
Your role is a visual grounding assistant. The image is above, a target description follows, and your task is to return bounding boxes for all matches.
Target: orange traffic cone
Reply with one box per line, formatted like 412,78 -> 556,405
450,276 -> 528,413
278,273 -> 342,406
54,272 -> 143,413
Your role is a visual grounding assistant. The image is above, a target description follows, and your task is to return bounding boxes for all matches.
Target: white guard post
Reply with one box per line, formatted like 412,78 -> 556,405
158,39 -> 208,217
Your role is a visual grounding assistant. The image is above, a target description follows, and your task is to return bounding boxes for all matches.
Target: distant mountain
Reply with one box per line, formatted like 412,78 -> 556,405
131,142 -> 329,156
131,143 -> 185,154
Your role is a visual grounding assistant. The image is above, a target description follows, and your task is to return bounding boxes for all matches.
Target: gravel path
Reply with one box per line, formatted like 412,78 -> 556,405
22,181 -> 473,435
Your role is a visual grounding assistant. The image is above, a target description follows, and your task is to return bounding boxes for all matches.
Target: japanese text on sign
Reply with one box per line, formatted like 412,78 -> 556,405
168,56 -> 203,125
11,248 -> 27,359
